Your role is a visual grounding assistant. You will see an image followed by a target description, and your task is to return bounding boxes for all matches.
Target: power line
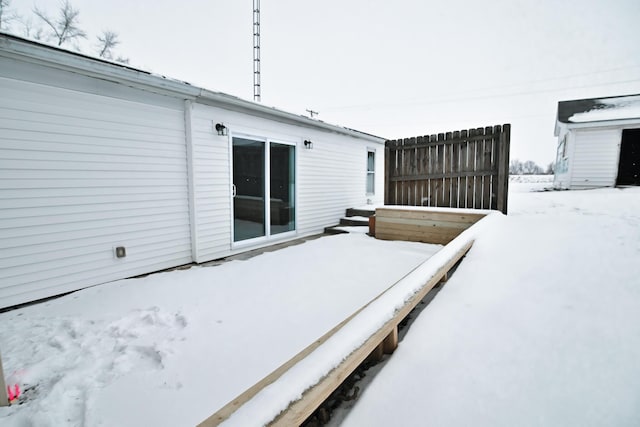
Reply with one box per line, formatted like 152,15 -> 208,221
321,63 -> 640,113
322,76 -> 640,113
451,63 -> 640,98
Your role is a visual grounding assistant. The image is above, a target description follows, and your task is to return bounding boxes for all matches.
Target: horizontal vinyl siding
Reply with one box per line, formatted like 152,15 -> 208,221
190,103 -> 384,262
0,76 -> 191,308
297,133 -> 378,235
191,104 -> 231,262
570,128 -> 621,189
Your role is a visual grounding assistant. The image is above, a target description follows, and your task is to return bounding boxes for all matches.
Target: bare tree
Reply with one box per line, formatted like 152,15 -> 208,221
509,159 -> 524,175
510,159 -> 545,175
21,16 -> 45,40
33,0 -> 86,46
522,160 -> 543,175
0,0 -> 19,31
546,161 -> 555,175
96,30 -> 119,59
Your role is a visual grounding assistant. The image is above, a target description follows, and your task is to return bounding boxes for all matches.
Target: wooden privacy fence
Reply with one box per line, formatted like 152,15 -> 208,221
384,124 -> 510,214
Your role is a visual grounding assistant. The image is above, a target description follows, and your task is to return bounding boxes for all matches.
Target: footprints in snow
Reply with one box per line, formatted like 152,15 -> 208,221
7,307 -> 188,407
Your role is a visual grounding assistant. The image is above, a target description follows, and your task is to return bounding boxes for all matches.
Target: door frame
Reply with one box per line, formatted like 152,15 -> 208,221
229,132 -> 298,249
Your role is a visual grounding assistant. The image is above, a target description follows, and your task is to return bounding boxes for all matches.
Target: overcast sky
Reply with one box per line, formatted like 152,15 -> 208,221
7,0 -> 640,165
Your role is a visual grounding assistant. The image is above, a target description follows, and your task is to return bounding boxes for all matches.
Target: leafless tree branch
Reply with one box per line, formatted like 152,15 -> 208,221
33,0 -> 86,46
0,0 -> 20,31
96,30 -> 119,58
20,17 -> 45,40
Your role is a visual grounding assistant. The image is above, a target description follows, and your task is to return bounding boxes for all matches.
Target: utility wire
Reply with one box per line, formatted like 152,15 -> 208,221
322,69 -> 640,113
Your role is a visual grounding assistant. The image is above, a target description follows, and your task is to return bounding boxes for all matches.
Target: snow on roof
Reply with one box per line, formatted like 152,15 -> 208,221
557,94 -> 640,124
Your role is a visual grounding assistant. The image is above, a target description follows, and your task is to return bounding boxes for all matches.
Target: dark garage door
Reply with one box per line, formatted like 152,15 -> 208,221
617,128 -> 640,186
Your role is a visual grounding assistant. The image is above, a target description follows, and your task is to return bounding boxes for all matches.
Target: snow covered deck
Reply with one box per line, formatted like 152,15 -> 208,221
0,229 -> 460,426
0,204 -> 496,426
205,208 -> 492,426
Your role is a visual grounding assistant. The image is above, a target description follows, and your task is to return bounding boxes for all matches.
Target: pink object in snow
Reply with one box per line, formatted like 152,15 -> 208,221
7,384 -> 20,402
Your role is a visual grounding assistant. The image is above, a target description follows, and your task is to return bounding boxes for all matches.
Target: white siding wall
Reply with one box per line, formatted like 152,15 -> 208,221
570,128 -> 621,189
189,104 -> 232,262
296,132 -> 378,235
190,103 -> 384,262
0,74 -> 191,308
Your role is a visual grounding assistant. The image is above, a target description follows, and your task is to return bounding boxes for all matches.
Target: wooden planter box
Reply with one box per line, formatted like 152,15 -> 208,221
374,206 -> 486,245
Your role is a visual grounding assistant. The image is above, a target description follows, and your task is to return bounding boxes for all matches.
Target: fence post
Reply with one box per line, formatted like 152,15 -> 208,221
0,350 -> 8,406
384,141 -> 392,205
497,124 -> 511,214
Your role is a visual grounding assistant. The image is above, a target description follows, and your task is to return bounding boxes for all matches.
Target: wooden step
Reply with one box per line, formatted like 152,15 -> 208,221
339,216 -> 370,227
324,226 -> 349,235
345,208 -> 376,218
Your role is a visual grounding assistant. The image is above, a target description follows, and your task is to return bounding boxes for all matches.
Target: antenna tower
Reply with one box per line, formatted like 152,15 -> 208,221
253,0 -> 261,102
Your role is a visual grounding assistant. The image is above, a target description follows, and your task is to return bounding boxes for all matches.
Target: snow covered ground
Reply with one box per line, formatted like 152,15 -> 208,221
509,173 -> 554,184
0,233 -> 441,426
2,180 -> 639,427
341,184 -> 640,426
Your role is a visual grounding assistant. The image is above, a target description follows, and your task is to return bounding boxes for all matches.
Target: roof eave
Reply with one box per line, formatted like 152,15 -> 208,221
0,33 -> 385,144
195,89 -> 385,143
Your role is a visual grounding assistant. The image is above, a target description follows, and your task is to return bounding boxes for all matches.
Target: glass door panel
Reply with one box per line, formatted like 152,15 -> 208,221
270,143 -> 295,235
233,137 -> 265,242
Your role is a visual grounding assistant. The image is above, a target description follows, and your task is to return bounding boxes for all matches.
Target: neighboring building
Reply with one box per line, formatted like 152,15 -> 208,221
0,34 -> 385,308
554,94 -> 640,189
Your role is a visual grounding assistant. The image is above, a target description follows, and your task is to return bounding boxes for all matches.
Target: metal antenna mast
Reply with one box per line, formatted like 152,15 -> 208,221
253,0 -> 261,102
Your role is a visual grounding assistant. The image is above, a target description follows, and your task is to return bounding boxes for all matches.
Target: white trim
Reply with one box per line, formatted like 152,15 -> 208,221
366,147 -> 376,196
270,139 -> 298,239
564,118 -> 640,132
566,130 -> 576,185
184,100 -> 198,262
228,133 -> 238,247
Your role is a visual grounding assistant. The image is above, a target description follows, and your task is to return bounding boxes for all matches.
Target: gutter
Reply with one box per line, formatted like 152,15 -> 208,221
563,118 -> 640,132
0,33 -> 201,99
195,88 -> 385,143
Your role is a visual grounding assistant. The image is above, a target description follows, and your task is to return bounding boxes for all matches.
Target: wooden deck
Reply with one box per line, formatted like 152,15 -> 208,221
198,207 -> 493,426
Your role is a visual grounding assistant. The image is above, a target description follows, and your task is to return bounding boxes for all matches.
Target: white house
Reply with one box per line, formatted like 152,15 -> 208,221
553,94 -> 640,190
0,34 -> 385,309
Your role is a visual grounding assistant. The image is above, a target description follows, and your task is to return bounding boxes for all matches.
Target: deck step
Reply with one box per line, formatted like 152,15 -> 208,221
324,226 -> 349,235
324,207 -> 375,235
339,216 -> 370,227
345,208 -> 376,218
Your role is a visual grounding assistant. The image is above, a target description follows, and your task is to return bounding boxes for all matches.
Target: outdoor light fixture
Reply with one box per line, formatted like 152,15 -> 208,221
304,140 -> 313,149
215,123 -> 227,136
114,246 -> 126,258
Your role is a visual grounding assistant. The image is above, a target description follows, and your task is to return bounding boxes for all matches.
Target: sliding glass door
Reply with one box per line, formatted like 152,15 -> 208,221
270,142 -> 295,235
232,138 -> 266,242
232,137 -> 295,243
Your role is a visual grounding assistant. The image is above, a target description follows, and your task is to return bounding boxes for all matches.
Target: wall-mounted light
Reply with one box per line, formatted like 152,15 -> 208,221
215,123 -> 228,136
304,140 -> 313,149
114,246 -> 126,258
